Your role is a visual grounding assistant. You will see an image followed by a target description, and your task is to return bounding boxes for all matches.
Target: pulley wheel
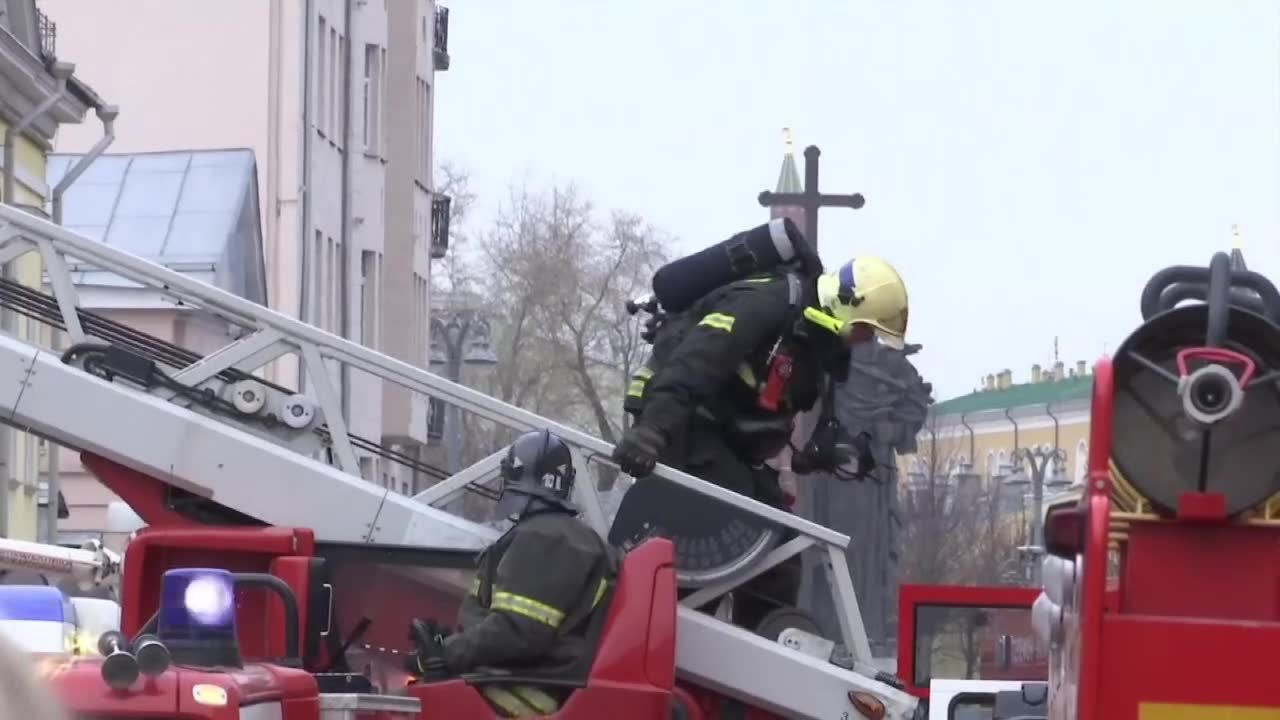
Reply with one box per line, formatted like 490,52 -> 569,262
753,606 -> 823,643
610,475 -> 779,589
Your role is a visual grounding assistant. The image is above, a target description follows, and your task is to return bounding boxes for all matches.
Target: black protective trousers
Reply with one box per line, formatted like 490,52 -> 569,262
664,419 -> 803,632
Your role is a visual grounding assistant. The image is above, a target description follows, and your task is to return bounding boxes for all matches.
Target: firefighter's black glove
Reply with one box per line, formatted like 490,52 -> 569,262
407,619 -> 449,681
612,424 -> 667,478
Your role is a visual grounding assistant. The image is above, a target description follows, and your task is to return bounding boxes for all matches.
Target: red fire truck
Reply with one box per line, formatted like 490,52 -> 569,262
895,252 -> 1280,719
0,203 -> 918,719
7,202 -> 1280,719
1029,252 -> 1280,719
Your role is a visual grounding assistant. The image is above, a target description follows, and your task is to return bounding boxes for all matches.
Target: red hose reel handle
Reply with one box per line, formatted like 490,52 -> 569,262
1175,347 -> 1256,387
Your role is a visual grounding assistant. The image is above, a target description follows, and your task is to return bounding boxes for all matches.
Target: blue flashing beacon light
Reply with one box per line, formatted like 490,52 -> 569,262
158,569 -> 236,642
0,585 -> 68,622
0,586 -> 75,655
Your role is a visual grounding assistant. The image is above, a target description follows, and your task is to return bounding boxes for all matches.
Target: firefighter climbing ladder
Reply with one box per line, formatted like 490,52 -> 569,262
0,204 -> 918,720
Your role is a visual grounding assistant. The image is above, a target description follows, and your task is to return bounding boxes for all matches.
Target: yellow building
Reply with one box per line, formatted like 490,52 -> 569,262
896,360 -> 1094,583
1,1 -> 108,539
900,360 -> 1094,495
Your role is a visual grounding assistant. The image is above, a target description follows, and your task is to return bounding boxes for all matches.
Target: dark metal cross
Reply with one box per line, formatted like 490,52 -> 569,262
757,144 -> 865,251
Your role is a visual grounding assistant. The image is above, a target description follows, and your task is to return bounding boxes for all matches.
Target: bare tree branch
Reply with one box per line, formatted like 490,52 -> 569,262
429,166 -> 673,485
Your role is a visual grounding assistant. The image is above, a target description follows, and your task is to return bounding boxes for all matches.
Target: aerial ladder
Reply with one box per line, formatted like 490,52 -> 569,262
0,536 -> 119,591
0,203 -> 919,719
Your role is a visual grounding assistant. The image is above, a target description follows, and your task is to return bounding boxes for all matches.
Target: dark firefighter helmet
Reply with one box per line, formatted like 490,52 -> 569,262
496,429 -> 577,517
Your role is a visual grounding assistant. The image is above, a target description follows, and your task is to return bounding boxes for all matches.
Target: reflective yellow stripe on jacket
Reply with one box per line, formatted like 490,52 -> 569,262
697,312 -> 735,332
491,590 -> 566,628
591,578 -> 608,608
471,577 -> 610,625
627,367 -> 653,398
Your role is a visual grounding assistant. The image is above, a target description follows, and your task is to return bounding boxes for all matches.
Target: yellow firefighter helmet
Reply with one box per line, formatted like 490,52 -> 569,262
815,256 -> 909,349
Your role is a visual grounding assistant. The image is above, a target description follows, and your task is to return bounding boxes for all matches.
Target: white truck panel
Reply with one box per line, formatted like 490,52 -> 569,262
677,609 -> 919,720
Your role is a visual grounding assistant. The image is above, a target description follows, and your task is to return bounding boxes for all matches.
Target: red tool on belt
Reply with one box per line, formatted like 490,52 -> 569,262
758,338 -> 792,411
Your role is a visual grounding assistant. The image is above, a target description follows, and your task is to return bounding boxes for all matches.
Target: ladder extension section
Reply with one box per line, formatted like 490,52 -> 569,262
0,537 -> 117,585
0,205 -> 916,720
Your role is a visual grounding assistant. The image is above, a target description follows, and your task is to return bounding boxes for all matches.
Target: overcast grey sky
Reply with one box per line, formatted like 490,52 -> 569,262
434,0 -> 1280,400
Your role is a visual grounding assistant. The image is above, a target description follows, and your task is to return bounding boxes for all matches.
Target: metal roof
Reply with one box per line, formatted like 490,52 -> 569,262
932,374 -> 1093,416
45,149 -> 267,305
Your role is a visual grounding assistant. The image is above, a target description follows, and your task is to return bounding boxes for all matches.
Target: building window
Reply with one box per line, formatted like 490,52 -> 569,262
317,16 -> 328,137
427,397 -> 445,441
420,276 -> 429,365
330,238 -> 342,333
414,274 -> 430,366
363,44 -> 382,153
414,79 -> 422,182
332,28 -> 343,142
423,77 -> 432,184
380,47 -> 388,155
411,275 -> 421,365
325,236 -> 336,331
334,31 -> 346,147
360,251 -> 381,348
311,230 -> 324,326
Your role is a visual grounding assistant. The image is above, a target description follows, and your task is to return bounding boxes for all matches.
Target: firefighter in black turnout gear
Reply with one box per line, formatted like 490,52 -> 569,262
611,217 -> 910,631
408,430 -> 619,715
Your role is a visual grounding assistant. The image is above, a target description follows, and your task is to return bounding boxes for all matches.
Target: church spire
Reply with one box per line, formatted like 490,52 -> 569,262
775,128 -> 802,194
770,128 -> 805,226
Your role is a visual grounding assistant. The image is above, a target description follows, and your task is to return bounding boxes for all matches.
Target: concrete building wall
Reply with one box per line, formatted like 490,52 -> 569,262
0,0 -> 100,539
383,0 -> 438,464
40,0 -> 310,389
0,126 -> 47,540
37,0 -> 448,534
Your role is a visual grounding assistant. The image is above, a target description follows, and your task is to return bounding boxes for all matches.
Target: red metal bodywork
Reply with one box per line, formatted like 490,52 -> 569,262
897,584 -> 1044,700
49,660 -> 321,720
1049,357 -> 1280,719
120,525 -> 317,662
61,453 -> 682,719
408,538 -> 678,719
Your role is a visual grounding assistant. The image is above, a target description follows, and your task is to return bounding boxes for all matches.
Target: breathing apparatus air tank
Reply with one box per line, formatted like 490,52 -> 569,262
651,217 -> 820,313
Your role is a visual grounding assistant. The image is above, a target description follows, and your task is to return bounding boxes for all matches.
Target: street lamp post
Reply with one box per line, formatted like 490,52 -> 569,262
429,309 -> 498,473
1005,445 -> 1070,582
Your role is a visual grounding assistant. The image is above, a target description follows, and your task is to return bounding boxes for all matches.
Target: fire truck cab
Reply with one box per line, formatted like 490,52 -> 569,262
47,523 -> 678,720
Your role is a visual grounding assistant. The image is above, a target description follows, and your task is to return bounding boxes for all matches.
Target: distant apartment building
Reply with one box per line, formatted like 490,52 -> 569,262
0,0 -> 108,540
37,0 -> 453,539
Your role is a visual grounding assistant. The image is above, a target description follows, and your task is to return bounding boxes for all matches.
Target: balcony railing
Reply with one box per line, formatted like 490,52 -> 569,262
37,9 -> 56,60
430,193 -> 451,259
433,6 -> 450,71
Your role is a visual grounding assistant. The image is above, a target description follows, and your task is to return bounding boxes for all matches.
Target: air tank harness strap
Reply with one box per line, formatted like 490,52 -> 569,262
470,526 -> 519,607
725,235 -> 757,275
